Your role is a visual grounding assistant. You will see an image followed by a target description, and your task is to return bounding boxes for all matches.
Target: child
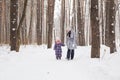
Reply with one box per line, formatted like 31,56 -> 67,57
54,38 -> 64,60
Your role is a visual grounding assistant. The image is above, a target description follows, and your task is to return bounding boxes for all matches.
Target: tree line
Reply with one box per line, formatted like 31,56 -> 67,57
0,0 -> 120,58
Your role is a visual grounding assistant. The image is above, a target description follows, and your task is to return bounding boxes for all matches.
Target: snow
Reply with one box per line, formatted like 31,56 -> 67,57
0,45 -> 120,80
112,30 -> 115,33
111,23 -> 114,26
12,28 -> 16,31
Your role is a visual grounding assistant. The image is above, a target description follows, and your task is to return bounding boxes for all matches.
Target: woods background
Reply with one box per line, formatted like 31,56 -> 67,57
0,0 -> 120,58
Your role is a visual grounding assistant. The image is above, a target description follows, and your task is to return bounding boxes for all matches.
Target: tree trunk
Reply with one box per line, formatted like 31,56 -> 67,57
105,0 -> 110,47
36,0 -> 44,45
16,0 -> 28,52
28,0 -> 33,44
77,0 -> 85,46
10,0 -> 18,51
101,0 -> 105,44
6,0 -> 10,44
105,0 -> 116,53
2,0 -> 6,44
108,0 -> 116,53
46,0 -> 48,44
91,0 -> 100,58
0,0 -> 2,44
36,0 -> 41,45
47,0 -> 55,48
72,0 -> 76,29
41,0 -> 44,44
60,0 -> 65,43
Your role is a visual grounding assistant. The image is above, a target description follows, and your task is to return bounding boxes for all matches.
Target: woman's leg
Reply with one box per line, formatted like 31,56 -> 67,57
71,49 -> 74,60
67,49 -> 70,60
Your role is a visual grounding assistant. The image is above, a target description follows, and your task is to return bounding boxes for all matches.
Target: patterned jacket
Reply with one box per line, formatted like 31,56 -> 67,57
54,43 -> 64,55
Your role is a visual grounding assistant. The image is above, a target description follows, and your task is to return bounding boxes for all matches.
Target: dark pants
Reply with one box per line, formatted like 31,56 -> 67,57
56,54 -> 62,60
67,49 -> 74,60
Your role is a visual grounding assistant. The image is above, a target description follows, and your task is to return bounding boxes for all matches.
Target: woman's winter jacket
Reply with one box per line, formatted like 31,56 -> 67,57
66,29 -> 77,49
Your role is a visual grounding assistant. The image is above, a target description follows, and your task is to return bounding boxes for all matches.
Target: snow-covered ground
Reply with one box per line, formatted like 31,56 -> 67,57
0,45 -> 120,80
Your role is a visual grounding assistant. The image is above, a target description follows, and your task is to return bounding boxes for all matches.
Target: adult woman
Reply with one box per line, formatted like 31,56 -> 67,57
66,28 -> 77,60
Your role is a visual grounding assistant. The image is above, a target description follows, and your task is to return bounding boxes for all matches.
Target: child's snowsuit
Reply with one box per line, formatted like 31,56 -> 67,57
54,42 -> 64,60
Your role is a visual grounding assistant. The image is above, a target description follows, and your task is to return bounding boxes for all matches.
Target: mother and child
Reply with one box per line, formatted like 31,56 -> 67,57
54,27 -> 77,60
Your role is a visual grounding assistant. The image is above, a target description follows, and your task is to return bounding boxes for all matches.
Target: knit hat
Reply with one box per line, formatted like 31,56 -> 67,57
55,37 -> 61,43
